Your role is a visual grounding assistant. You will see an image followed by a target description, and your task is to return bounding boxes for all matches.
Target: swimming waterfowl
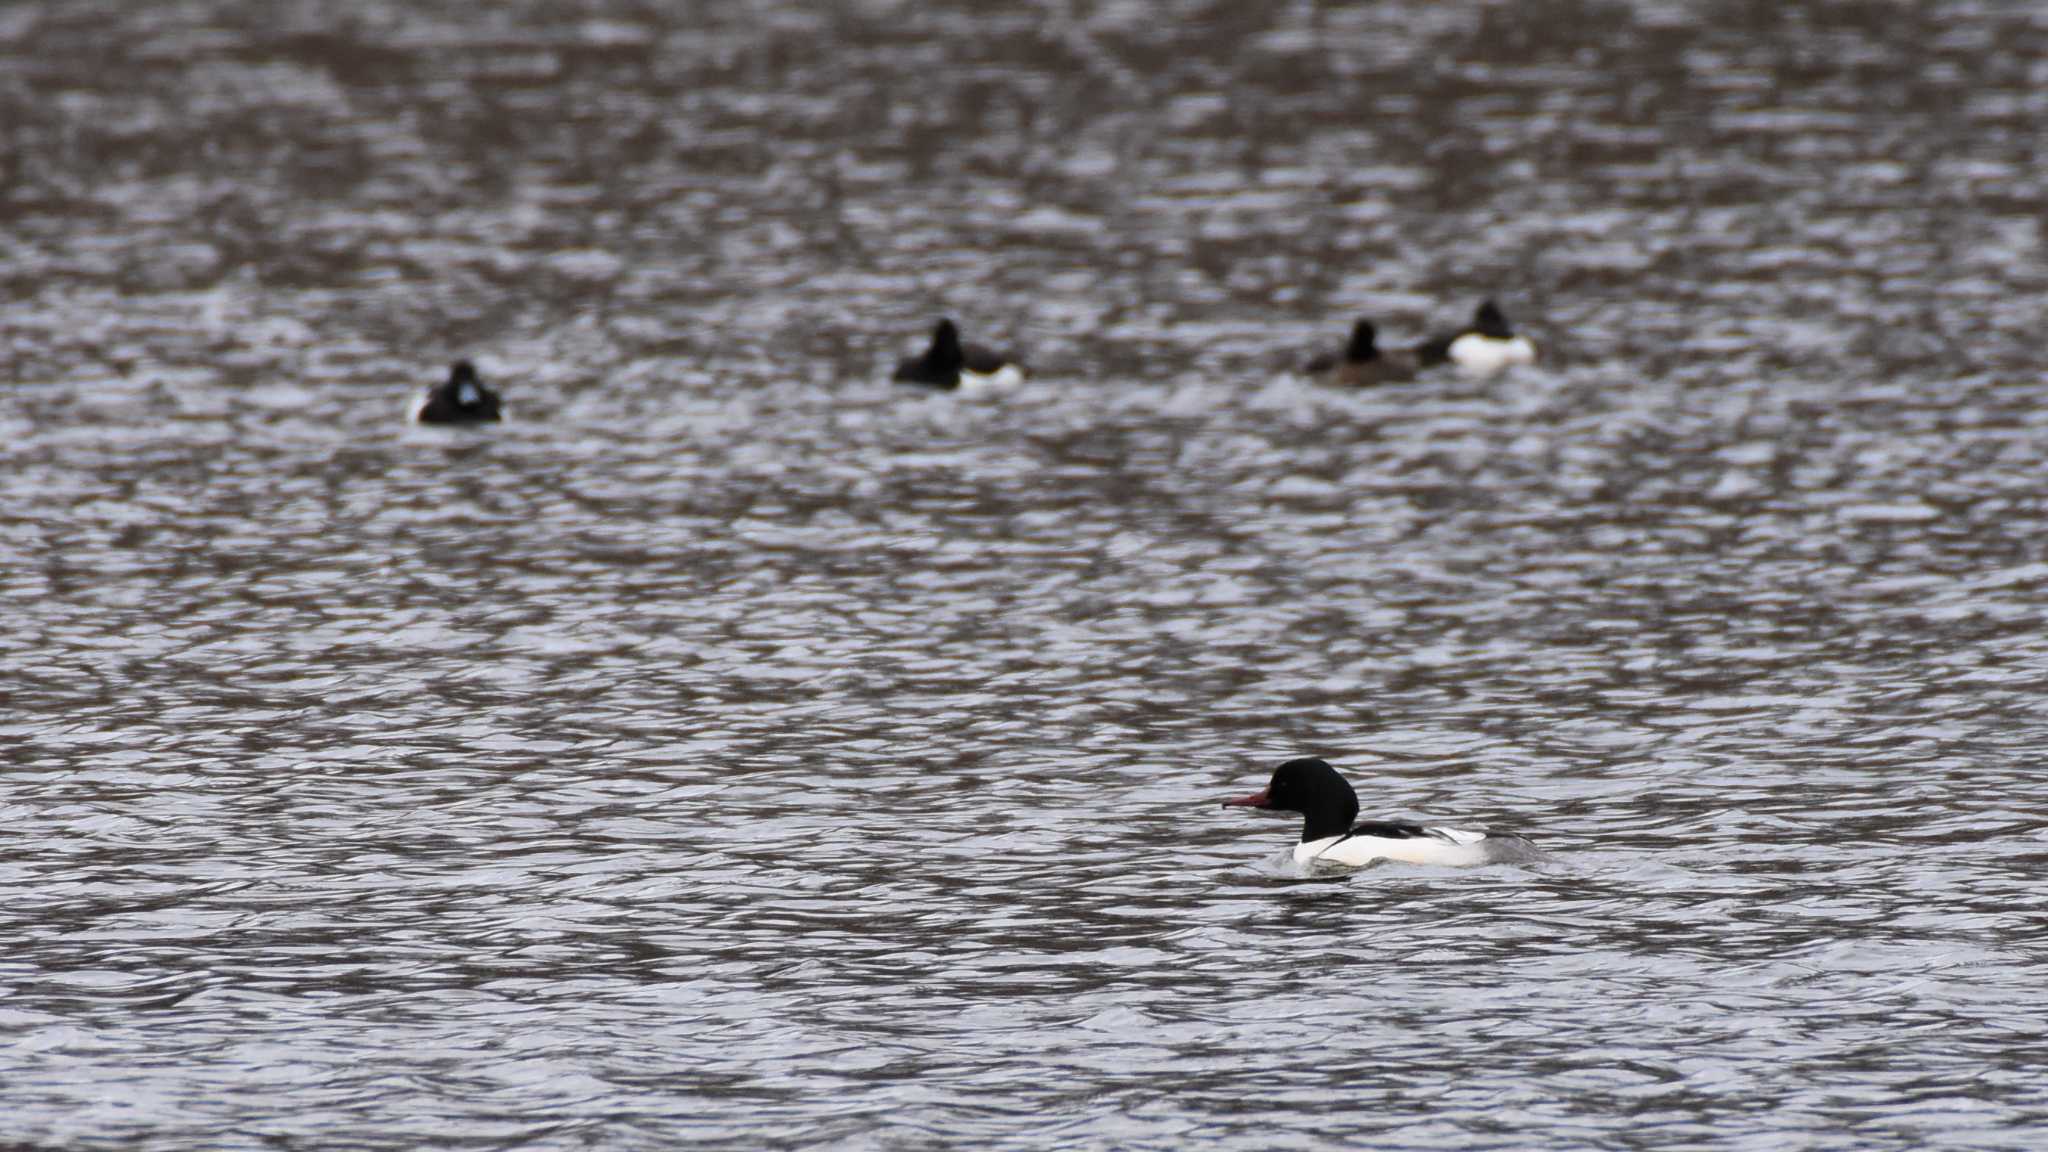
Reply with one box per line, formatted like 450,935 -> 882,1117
1414,299 -> 1537,378
892,318 -> 1025,393
1222,756 -> 1543,869
413,360 -> 503,425
1303,319 -> 1417,387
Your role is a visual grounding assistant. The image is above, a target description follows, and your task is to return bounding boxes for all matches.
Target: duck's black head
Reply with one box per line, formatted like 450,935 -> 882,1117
1222,756 -> 1361,841
894,318 -> 966,386
927,318 -> 964,368
1473,300 -> 1513,339
1345,319 -> 1380,363
449,360 -> 491,408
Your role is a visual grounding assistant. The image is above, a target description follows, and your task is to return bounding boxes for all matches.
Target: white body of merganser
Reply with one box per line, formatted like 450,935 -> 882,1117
1223,756 -> 1543,870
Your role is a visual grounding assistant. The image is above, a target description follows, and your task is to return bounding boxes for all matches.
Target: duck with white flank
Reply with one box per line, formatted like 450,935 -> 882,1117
1414,299 -> 1537,378
1304,318 -> 1417,387
1222,757 -> 1543,869
892,318 -> 1025,393
414,360 -> 503,425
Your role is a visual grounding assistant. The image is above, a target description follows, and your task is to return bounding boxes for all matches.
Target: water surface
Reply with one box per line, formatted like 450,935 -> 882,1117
4,1 -> 2048,1148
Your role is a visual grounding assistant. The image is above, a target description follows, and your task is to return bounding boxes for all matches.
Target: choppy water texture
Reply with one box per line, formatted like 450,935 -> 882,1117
5,1 -> 2048,1148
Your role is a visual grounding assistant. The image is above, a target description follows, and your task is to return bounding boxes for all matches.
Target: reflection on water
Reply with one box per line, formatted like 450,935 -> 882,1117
4,1 -> 2048,1148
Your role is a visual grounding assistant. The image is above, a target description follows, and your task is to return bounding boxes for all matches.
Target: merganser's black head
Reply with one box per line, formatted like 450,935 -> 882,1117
1473,300 -> 1513,339
1222,756 -> 1361,842
1345,319 -> 1380,363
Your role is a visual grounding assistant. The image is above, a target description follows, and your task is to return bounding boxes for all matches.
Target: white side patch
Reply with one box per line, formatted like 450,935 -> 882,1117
1447,334 -> 1537,378
458,381 -> 480,405
955,363 -> 1025,395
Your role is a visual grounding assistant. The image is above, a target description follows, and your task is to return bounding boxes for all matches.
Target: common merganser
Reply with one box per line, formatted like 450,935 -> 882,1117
1414,300 -> 1537,378
892,318 -> 1025,393
1222,757 -> 1542,869
1303,319 -> 1417,387
414,360 -> 503,425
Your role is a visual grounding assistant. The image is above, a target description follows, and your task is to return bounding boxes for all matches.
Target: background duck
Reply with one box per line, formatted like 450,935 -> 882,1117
1303,318 -> 1418,387
892,318 -> 1025,393
1414,299 -> 1538,378
413,360 -> 503,425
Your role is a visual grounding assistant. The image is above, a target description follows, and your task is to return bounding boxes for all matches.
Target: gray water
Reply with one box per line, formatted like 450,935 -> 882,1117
4,1 -> 2048,1148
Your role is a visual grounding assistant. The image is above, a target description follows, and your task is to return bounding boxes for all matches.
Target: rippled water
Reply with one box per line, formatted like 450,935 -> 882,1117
6,1 -> 2048,1148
